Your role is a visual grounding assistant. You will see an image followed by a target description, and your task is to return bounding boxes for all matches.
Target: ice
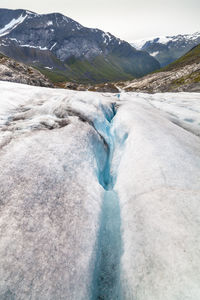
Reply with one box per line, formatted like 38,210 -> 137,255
0,82 -> 200,299
0,82 -> 112,299
113,93 -> 200,299
141,92 -> 200,136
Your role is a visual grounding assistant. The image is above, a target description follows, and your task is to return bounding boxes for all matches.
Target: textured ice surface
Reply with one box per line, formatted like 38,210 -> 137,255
0,82 -> 200,299
114,93 -> 200,299
0,82 -> 113,299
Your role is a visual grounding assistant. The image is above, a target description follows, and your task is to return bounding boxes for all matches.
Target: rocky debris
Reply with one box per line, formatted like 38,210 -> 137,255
0,53 -> 53,87
88,83 -> 119,93
63,82 -> 120,93
64,82 -> 89,91
117,62 -> 200,93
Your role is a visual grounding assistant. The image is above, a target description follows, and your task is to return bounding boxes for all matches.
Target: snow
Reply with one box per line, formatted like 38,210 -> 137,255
47,21 -> 53,26
0,14 -> 27,37
131,36 -> 172,49
9,37 -> 19,42
50,42 -> 57,50
132,31 -> 200,49
76,24 -> 82,30
131,38 -> 151,49
63,16 -> 69,23
20,44 -> 48,51
0,81 -> 200,299
102,32 -> 113,44
150,51 -> 159,57
157,35 -> 172,44
26,10 -> 37,16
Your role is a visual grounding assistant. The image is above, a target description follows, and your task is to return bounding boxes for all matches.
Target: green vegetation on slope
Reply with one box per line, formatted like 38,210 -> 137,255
160,44 -> 200,72
170,70 -> 200,89
37,55 -> 135,84
35,68 -> 68,83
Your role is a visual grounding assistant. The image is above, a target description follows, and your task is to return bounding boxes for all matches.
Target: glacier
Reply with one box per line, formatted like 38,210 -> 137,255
0,81 -> 200,299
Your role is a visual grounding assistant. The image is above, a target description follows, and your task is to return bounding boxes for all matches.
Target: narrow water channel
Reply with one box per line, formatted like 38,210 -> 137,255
91,102 -> 124,300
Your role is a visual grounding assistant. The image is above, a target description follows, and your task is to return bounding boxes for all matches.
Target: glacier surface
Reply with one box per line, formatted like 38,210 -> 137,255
0,81 -> 200,300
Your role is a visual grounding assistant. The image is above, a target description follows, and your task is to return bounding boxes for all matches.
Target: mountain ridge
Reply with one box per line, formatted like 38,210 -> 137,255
131,31 -> 200,67
117,43 -> 200,93
0,8 -> 160,83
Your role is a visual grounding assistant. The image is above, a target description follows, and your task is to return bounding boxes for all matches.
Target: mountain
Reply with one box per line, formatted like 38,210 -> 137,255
0,9 -> 160,83
162,43 -> 200,71
0,52 -> 53,87
108,44 -> 200,93
131,32 -> 200,67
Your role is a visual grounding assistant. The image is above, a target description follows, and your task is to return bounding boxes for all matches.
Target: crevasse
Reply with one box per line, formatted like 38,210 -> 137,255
91,102 -> 128,300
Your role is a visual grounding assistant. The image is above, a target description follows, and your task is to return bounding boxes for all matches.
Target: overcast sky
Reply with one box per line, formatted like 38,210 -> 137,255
1,0 -> 200,41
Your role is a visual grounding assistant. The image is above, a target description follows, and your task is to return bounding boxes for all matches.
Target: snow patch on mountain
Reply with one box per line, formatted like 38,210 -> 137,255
50,42 -> 57,50
131,38 -> 151,50
0,14 -> 27,37
47,21 -> 53,26
150,51 -> 159,57
132,31 -> 200,50
102,32 -> 113,45
19,44 -> 48,51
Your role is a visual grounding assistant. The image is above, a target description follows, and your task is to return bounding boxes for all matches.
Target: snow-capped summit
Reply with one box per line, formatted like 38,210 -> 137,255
131,31 -> 200,67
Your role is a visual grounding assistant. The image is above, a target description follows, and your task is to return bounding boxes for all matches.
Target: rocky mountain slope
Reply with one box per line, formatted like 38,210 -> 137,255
117,44 -> 200,93
0,52 -> 53,87
132,32 -> 200,67
0,9 -> 160,83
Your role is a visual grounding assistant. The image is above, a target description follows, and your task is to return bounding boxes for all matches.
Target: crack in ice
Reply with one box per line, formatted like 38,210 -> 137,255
91,102 -> 126,300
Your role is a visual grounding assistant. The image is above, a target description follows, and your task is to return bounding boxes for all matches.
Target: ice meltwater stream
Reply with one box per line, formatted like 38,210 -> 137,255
91,102 -> 128,300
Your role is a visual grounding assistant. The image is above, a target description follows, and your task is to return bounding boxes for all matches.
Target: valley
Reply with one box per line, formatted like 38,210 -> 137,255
0,6 -> 200,300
